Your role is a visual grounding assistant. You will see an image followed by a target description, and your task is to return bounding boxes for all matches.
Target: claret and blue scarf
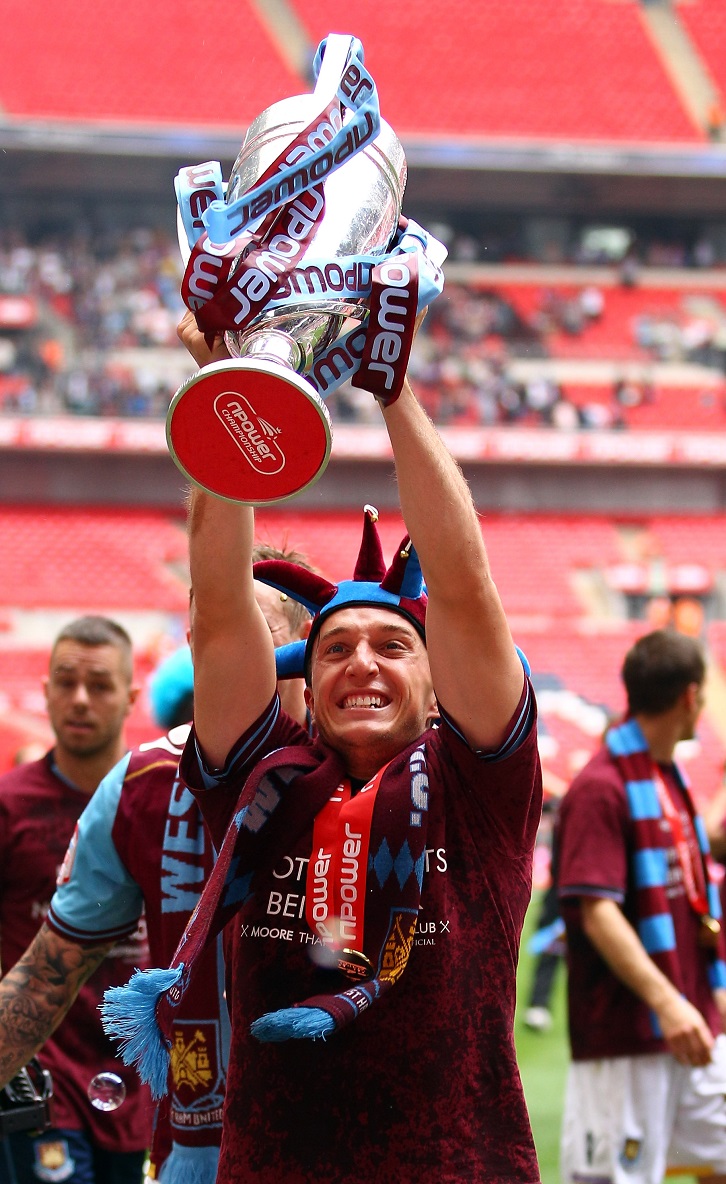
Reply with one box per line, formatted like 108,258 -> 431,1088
101,509 -> 435,1098
606,717 -> 726,1030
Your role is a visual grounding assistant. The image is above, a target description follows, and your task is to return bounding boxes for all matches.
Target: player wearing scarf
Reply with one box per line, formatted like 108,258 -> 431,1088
103,309 -> 543,1184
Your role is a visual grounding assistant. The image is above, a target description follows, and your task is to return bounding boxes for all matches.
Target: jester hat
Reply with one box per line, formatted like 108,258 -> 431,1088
253,505 -> 427,682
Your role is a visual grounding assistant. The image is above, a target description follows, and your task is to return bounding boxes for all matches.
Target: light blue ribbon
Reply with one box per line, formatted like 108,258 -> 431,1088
175,162 -> 225,255
203,37 -> 380,244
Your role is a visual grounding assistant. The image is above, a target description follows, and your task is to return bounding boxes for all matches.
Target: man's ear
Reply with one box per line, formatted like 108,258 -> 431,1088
304,685 -> 314,718
683,682 -> 702,712
426,687 -> 438,728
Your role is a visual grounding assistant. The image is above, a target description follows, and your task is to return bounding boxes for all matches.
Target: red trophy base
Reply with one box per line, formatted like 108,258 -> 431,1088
166,360 -> 333,505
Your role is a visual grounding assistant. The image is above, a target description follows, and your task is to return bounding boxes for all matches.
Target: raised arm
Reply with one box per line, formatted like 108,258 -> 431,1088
381,377 -> 524,749
178,313 -> 277,768
0,924 -> 113,1087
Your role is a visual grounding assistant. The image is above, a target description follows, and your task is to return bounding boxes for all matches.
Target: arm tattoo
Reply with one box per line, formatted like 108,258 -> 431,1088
0,923 -> 113,1086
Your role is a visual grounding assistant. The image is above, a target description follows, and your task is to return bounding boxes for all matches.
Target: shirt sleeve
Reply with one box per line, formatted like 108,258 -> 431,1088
438,677 -> 535,762
47,753 -> 144,945
433,681 -> 542,854
557,761 -> 629,903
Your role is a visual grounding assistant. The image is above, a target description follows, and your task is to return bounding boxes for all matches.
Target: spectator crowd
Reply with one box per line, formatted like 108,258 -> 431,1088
2,224 -> 726,430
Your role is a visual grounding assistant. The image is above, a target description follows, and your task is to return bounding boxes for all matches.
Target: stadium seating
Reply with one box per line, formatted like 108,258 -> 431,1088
291,0 -> 701,141
491,282 -> 690,361
560,386 -> 726,431
679,1 -> 726,113
0,503 -> 724,799
0,0 -> 703,142
520,621 -> 726,808
3,0 -> 726,900
0,0 -> 302,126
0,506 -> 188,611
428,277 -> 726,429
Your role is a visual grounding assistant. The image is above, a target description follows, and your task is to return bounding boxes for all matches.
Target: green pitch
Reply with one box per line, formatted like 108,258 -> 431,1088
516,891 -> 569,1184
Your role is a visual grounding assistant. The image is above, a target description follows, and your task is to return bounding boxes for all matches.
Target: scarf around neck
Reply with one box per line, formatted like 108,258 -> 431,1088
606,718 -> 726,1019
101,734 -> 430,1098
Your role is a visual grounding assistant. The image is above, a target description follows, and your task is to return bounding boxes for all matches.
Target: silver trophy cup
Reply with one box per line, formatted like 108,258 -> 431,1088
168,40 -> 407,506
222,96 -> 407,383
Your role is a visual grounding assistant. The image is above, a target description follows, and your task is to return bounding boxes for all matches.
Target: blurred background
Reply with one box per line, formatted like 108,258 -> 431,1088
3,2 -> 726,1172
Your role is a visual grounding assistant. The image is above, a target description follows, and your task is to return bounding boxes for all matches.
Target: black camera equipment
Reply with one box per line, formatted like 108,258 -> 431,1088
0,1060 -> 52,1138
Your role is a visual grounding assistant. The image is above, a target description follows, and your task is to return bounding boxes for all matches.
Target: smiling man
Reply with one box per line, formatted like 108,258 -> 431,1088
0,616 -> 153,1184
304,605 -> 437,780
105,312 -> 543,1184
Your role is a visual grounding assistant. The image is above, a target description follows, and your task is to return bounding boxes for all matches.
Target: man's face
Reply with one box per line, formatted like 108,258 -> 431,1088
306,606 -> 435,778
43,640 -> 136,760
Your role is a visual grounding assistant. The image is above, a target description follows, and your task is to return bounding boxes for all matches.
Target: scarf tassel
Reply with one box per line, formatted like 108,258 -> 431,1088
100,966 -> 182,1099
250,1006 -> 334,1042
158,1143 -> 220,1184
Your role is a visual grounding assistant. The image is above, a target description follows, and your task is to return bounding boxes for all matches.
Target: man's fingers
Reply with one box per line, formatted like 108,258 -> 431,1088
668,1027 -> 713,1067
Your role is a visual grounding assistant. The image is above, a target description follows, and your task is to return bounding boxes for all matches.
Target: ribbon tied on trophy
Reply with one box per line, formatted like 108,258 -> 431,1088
168,33 -> 447,505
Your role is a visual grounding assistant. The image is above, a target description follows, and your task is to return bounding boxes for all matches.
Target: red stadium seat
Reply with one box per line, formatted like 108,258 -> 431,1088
291,0 -> 701,141
0,506 -> 723,797
0,506 -> 188,611
0,0 -> 702,141
0,0 -> 303,126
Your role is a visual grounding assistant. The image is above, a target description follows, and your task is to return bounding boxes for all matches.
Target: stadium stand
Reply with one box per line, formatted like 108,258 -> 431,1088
0,0 -> 303,127
0,505 -> 190,765
0,504 -> 723,804
4,226 -> 726,432
0,506 -> 188,611
290,0 -> 702,141
0,0 -> 708,141
678,0 -> 726,124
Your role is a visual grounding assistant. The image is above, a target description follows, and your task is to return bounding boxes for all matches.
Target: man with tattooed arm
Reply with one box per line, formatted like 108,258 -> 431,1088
0,616 -> 151,1184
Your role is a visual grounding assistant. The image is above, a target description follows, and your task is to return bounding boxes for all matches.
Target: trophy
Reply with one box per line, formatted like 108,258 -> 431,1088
168,34 -> 445,505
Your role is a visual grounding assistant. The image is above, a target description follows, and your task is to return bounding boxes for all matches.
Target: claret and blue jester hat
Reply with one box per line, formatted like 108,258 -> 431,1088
253,505 -> 427,682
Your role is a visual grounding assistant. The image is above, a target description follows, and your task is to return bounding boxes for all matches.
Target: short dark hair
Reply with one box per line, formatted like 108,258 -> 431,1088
51,616 -> 134,683
622,629 -> 705,716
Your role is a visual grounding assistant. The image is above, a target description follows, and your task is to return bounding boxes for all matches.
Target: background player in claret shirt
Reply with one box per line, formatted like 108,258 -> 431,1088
0,615 -> 152,1184
557,629 -> 726,1184
0,563 -> 312,1184
111,311 -> 543,1184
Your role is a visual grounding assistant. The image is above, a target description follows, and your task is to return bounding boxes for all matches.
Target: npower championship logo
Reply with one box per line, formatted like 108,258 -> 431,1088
214,393 -> 285,475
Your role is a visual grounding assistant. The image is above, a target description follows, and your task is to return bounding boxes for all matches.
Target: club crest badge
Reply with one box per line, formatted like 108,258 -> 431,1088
169,1019 -> 225,1133
33,1138 -> 75,1183
380,910 -> 418,985
619,1137 -> 642,1170
171,1023 -> 215,1095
